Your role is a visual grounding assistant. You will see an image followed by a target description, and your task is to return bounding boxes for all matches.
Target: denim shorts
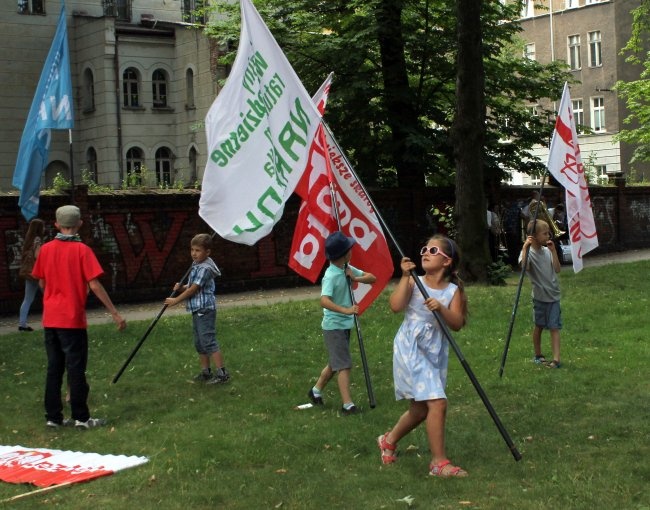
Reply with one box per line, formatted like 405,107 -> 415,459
192,308 -> 220,354
323,329 -> 352,372
532,299 -> 562,330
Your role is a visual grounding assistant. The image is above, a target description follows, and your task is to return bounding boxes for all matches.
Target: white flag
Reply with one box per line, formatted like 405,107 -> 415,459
200,0 -> 322,245
547,82 -> 598,272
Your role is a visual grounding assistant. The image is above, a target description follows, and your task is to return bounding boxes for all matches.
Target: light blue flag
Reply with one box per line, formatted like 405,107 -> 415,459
13,3 -> 74,221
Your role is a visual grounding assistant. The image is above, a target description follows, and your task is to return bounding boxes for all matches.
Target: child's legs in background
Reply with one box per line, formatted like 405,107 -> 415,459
315,364 -> 333,391
19,279 -> 39,327
550,329 -> 561,362
336,368 -> 352,404
386,400 -> 428,445
532,325 -> 544,356
322,329 -> 352,403
210,350 -> 224,369
426,398 -> 448,463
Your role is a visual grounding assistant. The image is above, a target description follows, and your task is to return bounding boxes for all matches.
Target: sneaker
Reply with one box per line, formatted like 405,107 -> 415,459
193,370 -> 212,382
546,360 -> 562,369
206,370 -> 230,385
341,405 -> 361,416
46,419 -> 74,428
75,417 -> 106,429
307,389 -> 324,406
533,355 -> 547,365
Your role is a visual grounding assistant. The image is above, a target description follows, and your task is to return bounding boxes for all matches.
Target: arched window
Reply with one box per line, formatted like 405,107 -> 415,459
83,68 -> 95,112
189,146 -> 198,183
86,147 -> 98,183
123,68 -> 140,107
185,68 -> 195,108
155,147 -> 173,185
152,69 -> 168,108
126,147 -> 144,184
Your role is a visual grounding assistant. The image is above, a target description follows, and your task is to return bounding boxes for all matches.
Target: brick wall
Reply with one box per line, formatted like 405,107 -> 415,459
2,181 -> 649,315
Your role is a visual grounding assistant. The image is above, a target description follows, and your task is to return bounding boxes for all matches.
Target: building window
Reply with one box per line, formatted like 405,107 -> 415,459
520,0 -> 534,18
568,35 -> 581,70
123,68 -> 140,107
182,0 -> 205,24
18,0 -> 44,14
189,146 -> 198,183
83,68 -> 95,112
524,43 -> 536,61
591,97 -> 605,132
588,31 -> 602,67
566,0 -> 579,8
152,69 -> 168,108
595,164 -> 608,183
86,147 -> 98,183
186,69 -> 195,108
572,99 -> 584,134
126,147 -> 144,184
585,0 -> 604,4
104,0 -> 130,21
155,148 -> 173,185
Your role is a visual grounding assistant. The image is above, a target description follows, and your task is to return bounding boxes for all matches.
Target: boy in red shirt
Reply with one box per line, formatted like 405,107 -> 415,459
32,205 -> 126,429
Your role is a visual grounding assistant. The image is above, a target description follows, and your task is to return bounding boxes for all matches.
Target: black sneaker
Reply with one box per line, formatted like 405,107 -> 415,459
341,405 -> 361,416
46,419 -> 74,428
193,370 -> 212,382
307,389 -> 324,405
206,368 -> 230,385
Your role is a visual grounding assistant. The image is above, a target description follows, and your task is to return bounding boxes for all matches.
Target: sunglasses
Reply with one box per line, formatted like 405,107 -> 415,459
420,245 -> 451,259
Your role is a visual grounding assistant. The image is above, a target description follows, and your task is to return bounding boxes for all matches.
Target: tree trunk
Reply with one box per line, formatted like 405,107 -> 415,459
376,0 -> 424,189
451,0 -> 490,282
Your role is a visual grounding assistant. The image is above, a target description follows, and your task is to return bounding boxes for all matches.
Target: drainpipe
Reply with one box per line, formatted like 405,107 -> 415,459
114,26 -> 124,184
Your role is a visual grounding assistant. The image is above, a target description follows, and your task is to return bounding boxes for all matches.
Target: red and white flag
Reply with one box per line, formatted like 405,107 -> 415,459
289,77 -> 393,314
547,82 -> 599,272
0,445 -> 148,488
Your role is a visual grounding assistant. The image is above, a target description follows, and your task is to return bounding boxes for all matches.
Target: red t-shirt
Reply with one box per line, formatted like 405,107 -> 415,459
31,239 -> 104,328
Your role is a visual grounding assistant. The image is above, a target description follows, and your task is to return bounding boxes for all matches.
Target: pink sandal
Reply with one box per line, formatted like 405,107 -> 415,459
377,432 -> 397,464
429,459 -> 468,478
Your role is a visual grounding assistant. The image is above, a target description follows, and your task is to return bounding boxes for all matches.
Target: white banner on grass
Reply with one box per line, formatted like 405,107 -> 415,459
547,82 -> 598,272
200,0 -> 322,245
0,445 -> 148,488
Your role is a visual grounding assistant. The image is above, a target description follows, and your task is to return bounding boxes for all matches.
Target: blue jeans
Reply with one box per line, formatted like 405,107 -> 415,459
19,279 -> 40,327
44,328 -> 90,423
192,308 -> 219,354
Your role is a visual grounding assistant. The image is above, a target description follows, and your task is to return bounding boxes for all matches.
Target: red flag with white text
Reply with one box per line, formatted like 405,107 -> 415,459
290,77 -> 393,313
547,82 -> 598,272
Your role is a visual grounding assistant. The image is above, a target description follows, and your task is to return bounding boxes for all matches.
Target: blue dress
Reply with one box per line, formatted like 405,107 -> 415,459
393,277 -> 458,401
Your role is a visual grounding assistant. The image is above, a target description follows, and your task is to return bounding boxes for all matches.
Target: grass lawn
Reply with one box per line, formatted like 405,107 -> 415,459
0,261 -> 648,509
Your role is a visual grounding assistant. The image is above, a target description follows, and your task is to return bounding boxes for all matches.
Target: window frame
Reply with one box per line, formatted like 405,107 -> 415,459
568,34 -> 581,71
572,99 -> 584,134
152,69 -> 168,108
591,96 -> 606,132
155,147 -> 173,186
588,31 -> 602,68
122,68 -> 140,108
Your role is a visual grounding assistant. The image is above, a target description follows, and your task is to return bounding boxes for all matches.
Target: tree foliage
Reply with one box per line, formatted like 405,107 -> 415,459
203,0 -> 572,192
614,0 -> 650,166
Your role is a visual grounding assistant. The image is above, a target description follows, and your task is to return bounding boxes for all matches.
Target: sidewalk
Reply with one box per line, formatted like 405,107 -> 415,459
3,248 -> 650,335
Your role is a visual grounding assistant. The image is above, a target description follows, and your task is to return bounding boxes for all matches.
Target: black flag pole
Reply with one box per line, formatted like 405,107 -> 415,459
321,121 -> 521,461
498,172 -> 549,378
112,234 -> 221,384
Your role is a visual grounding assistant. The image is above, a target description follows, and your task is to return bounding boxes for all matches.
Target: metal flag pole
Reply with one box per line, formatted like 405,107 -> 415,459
320,129 -> 376,408
498,171 -> 549,378
112,234 -> 221,384
321,121 -> 521,461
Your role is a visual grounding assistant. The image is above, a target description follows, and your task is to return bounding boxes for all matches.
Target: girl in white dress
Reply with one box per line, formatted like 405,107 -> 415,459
377,235 -> 468,477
